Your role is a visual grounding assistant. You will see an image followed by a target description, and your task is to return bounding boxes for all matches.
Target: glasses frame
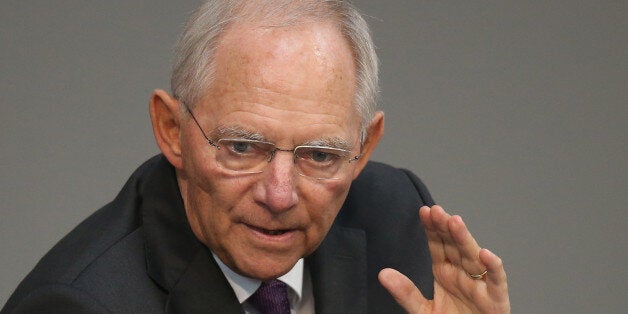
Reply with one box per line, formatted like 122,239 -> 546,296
183,104 -> 362,180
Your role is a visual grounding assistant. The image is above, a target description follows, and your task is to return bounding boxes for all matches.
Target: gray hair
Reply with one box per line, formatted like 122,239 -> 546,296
171,0 -> 379,139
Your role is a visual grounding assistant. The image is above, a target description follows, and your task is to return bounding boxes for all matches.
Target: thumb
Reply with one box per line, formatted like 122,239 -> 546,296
378,268 -> 429,313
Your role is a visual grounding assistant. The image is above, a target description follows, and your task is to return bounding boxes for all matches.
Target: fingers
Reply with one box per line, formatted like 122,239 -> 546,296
420,205 -> 511,313
421,205 -> 484,275
432,206 -> 468,271
419,206 -> 446,263
480,249 -> 510,303
449,214 -> 484,275
378,268 -> 427,314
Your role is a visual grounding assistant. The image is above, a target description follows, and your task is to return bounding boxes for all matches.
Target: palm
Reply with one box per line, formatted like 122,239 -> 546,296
429,264 -> 480,313
379,205 -> 510,314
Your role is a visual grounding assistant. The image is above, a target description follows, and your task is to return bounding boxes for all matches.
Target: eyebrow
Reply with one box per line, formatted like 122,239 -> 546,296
214,126 -> 266,141
213,125 -> 354,150
302,137 -> 353,151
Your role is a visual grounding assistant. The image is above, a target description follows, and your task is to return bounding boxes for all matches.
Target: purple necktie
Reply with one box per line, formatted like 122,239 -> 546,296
248,279 -> 291,314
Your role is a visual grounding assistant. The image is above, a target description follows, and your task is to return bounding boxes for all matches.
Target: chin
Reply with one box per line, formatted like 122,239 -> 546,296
239,266 -> 293,282
236,253 -> 301,281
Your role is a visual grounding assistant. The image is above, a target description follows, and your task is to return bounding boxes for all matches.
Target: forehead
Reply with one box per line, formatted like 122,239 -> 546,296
195,20 -> 359,141
217,19 -> 354,81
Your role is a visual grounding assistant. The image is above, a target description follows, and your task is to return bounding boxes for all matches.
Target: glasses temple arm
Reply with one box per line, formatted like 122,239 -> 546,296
183,104 -> 218,148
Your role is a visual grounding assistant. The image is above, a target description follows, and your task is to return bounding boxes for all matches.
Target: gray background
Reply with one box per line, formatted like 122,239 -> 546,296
1,1 -> 626,312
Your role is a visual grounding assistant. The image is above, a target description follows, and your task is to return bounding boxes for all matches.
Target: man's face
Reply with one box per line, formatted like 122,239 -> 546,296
178,21 -> 361,280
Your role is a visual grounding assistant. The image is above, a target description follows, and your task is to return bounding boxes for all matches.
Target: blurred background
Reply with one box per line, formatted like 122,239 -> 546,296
1,1 -> 626,312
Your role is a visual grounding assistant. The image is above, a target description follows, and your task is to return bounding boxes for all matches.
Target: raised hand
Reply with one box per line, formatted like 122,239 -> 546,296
378,205 -> 510,313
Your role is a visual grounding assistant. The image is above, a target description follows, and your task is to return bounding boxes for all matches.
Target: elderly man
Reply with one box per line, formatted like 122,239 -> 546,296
2,1 -> 509,313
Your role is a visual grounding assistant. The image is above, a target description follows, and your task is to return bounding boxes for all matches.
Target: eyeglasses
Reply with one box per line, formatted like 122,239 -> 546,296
184,105 -> 361,180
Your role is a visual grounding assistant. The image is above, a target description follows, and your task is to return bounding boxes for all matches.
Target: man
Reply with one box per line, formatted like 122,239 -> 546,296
2,1 -> 509,313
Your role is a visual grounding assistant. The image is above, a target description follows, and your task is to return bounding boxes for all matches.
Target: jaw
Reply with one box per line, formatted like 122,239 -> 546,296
217,235 -> 308,280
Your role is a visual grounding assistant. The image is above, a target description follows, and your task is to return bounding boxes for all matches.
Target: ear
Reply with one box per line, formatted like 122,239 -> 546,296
352,111 -> 384,179
149,89 -> 184,169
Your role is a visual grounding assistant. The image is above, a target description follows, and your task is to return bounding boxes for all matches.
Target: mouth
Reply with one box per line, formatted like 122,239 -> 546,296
243,222 -> 300,245
247,224 -> 292,236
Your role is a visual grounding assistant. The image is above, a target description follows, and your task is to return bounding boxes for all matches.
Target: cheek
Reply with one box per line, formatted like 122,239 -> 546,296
190,175 -> 254,224
181,130 -> 252,205
182,152 -> 256,245
301,178 -> 353,245
186,177 -> 259,256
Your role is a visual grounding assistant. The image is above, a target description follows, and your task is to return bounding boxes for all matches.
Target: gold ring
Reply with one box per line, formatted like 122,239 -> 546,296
468,269 -> 488,279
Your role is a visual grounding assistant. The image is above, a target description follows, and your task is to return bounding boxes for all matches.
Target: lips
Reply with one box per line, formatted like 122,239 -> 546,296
247,224 -> 291,236
263,229 -> 288,235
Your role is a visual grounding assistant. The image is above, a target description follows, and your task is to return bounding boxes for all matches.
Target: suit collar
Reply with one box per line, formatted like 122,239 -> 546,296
139,155 -> 242,313
165,248 -> 244,313
307,223 -> 367,314
140,155 -> 199,290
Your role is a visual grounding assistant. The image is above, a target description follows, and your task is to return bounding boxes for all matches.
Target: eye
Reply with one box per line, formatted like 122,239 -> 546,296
220,139 -> 262,156
231,141 -> 250,153
311,150 -> 336,162
299,147 -> 344,164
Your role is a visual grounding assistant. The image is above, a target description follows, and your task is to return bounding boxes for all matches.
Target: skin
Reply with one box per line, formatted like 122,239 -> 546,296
379,206 -> 511,313
150,16 -> 510,314
150,20 -> 384,281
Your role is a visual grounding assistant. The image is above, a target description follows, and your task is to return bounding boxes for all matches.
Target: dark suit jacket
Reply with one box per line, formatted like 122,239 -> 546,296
2,155 -> 434,313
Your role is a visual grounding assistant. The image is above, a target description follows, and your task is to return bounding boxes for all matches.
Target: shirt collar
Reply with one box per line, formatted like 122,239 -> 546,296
212,252 -> 304,304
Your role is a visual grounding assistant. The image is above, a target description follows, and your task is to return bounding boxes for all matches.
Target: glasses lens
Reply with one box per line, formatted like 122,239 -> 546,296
295,146 -> 350,179
216,139 -> 273,173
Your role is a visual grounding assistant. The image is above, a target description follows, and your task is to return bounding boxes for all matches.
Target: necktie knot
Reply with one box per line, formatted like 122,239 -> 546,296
248,279 -> 291,314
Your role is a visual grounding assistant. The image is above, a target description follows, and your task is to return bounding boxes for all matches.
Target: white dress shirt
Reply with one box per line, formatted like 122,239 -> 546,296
212,253 -> 315,314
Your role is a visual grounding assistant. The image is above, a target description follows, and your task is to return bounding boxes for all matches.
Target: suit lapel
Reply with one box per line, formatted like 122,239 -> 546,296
165,248 -> 243,313
307,224 -> 367,314
139,156 -> 243,313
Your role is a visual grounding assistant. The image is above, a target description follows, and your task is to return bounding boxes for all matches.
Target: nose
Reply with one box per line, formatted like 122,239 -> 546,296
252,151 -> 299,213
